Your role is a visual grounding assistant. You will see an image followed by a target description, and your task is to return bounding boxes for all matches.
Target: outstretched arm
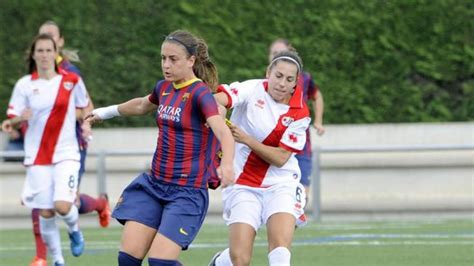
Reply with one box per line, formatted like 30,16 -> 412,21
85,95 -> 156,124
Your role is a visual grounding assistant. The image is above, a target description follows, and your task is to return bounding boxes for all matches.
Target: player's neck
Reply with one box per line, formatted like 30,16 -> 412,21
37,68 -> 58,80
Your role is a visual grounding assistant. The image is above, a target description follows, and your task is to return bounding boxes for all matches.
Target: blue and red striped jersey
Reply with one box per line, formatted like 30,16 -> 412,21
297,72 -> 319,158
148,79 -> 220,189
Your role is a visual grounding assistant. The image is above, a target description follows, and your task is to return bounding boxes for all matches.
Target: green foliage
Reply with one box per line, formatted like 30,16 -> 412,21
0,0 -> 472,126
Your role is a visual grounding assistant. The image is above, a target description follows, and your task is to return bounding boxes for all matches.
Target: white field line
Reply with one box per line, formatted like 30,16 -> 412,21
1,233 -> 473,251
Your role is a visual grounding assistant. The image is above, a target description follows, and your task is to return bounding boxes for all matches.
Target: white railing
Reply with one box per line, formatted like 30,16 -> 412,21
1,144 -> 473,221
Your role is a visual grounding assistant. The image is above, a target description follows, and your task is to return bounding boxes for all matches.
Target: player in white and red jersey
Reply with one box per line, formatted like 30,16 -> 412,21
209,50 -> 310,266
269,38 -> 326,203
1,34 -> 89,266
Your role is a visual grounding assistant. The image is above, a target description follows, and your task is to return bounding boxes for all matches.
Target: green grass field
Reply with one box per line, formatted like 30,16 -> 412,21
1,217 -> 473,266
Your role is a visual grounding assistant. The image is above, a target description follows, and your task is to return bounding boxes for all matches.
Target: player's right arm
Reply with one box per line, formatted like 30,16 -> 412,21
85,95 -> 156,123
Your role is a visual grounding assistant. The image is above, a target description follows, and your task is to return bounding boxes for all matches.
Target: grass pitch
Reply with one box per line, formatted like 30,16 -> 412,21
0,217 -> 473,265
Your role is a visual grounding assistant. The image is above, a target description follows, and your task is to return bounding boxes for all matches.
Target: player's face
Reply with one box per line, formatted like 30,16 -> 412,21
161,42 -> 196,84
33,39 -> 57,72
266,61 -> 298,104
39,24 -> 64,49
269,41 -> 289,62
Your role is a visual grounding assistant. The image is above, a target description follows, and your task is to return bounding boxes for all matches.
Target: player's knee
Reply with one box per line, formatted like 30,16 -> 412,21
230,249 -> 252,266
268,247 -> 291,266
54,201 -> 72,215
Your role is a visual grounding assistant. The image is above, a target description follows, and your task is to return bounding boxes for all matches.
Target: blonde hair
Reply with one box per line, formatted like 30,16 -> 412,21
40,20 -> 80,62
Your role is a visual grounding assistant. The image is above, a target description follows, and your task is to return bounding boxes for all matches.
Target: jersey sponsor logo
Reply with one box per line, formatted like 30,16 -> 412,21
63,82 -> 74,91
282,116 -> 294,127
179,227 -> 189,236
157,104 -> 182,122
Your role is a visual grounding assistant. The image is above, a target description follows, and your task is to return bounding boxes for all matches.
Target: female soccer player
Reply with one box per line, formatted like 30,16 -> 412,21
19,20 -> 110,266
209,50 -> 310,266
269,38 -> 325,197
86,30 -> 235,266
1,34 -> 90,266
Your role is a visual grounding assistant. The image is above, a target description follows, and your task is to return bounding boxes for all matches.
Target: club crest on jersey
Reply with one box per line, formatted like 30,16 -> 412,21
63,82 -> 74,91
182,92 -> 190,102
281,116 -> 294,127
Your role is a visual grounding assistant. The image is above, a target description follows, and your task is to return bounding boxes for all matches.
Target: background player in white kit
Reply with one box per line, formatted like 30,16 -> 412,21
209,50 -> 310,266
1,34 -> 89,266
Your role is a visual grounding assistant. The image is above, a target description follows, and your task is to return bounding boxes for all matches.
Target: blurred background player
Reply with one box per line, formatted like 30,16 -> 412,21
19,20 -> 110,266
85,30 -> 234,266
209,50 -> 309,266
1,33 -> 89,266
268,38 -> 325,200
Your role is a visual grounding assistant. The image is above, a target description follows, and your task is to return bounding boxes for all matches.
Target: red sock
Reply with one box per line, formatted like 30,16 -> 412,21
78,194 -> 106,214
31,209 -> 47,259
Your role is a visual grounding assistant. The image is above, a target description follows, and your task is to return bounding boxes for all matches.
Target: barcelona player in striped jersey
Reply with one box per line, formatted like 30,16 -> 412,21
268,39 -> 325,198
86,30 -> 234,266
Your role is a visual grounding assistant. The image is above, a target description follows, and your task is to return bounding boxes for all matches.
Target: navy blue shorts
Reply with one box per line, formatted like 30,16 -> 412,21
296,155 -> 312,187
112,173 -> 209,250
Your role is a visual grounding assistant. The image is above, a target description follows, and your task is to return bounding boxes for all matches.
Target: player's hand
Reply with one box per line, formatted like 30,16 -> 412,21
313,122 -> 325,136
1,119 -> 13,133
217,162 -> 234,188
84,112 -> 103,125
228,124 -> 249,144
81,121 -> 93,141
20,108 -> 32,121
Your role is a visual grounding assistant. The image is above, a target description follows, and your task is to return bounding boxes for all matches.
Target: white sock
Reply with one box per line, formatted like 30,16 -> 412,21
58,204 -> 79,232
215,248 -> 233,266
39,216 -> 64,264
268,247 -> 291,266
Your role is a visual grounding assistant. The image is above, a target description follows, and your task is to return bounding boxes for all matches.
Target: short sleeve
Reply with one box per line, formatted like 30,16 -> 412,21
197,86 -> 219,119
279,116 -> 311,152
7,78 -> 28,118
217,79 -> 263,109
73,78 -> 90,108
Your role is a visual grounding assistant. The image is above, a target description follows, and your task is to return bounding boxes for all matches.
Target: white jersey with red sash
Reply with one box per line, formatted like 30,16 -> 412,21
218,79 -> 310,188
6,71 -> 89,165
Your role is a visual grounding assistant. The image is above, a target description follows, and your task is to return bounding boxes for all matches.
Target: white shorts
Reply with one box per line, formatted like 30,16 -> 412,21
221,182 -> 307,231
21,160 -> 80,209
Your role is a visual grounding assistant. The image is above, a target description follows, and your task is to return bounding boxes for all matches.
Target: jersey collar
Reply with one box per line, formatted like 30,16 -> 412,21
173,78 -> 201,89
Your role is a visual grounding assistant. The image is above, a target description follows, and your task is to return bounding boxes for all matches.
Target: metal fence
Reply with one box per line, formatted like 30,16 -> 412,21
1,144 -> 473,221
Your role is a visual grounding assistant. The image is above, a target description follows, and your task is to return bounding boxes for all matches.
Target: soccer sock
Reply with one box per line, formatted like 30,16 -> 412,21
268,247 -> 291,266
39,216 -> 64,264
215,248 -> 233,266
148,258 -> 182,266
78,193 -> 105,214
58,205 -> 79,233
118,251 -> 143,266
32,209 -> 47,259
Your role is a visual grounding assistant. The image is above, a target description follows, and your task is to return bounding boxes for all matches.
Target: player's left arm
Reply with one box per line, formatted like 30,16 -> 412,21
312,91 -> 325,135
228,124 -> 291,168
207,115 -> 235,187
